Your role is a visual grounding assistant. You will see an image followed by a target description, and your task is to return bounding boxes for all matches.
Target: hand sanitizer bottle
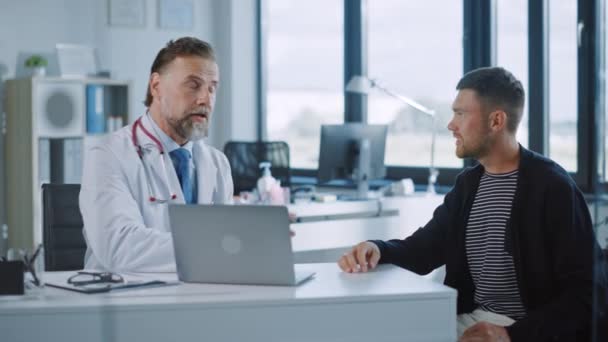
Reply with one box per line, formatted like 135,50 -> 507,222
257,161 -> 278,204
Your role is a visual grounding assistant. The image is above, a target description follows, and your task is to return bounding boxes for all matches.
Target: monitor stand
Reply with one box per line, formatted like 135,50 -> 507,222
350,138 -> 374,201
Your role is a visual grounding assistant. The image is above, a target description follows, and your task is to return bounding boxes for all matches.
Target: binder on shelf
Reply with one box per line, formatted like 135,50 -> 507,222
86,84 -> 105,133
63,138 -> 83,184
48,138 -> 83,184
106,115 -> 124,132
38,139 -> 50,186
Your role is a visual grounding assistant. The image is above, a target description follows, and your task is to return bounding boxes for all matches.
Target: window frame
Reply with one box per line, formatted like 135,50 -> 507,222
257,0 -> 605,194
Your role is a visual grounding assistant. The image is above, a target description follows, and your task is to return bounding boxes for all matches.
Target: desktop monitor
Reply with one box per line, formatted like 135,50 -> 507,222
317,124 -> 387,198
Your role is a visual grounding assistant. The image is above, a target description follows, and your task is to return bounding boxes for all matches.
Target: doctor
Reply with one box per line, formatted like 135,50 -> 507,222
80,37 -> 233,273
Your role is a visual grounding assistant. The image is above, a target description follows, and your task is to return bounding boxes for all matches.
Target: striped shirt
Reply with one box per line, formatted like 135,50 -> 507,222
465,170 -> 527,320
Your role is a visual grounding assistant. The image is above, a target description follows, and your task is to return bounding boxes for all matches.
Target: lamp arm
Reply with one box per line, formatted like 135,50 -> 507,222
430,115 -> 436,171
370,81 -> 435,116
426,114 -> 439,194
355,76 -> 440,194
371,79 -> 439,193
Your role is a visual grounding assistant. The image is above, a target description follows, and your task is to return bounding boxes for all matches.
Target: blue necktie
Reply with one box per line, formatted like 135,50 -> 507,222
169,148 -> 197,204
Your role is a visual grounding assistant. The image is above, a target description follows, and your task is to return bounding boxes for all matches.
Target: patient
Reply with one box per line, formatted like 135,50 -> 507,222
338,67 -> 607,341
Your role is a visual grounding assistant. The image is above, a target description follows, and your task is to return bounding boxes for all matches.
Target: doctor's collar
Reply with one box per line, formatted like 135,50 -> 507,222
143,112 -> 193,154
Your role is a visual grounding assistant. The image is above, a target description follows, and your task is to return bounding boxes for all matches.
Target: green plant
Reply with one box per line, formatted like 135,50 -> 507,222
24,55 -> 47,68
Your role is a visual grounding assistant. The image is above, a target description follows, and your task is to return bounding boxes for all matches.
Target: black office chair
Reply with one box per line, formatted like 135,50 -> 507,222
41,184 -> 86,271
223,141 -> 290,195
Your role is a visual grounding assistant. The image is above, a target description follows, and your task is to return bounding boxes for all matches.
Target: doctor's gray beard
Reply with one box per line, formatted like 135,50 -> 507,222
171,116 -> 209,141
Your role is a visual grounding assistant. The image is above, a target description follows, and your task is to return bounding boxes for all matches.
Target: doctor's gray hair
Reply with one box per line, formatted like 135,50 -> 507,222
144,37 -> 216,107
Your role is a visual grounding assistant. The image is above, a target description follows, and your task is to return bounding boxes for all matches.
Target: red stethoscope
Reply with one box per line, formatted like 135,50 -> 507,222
131,115 -> 178,203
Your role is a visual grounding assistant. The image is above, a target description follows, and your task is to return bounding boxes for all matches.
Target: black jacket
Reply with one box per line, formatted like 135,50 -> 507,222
372,147 -> 607,341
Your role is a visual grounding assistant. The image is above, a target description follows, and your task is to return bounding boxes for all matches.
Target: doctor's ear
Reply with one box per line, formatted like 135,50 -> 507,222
149,72 -> 162,99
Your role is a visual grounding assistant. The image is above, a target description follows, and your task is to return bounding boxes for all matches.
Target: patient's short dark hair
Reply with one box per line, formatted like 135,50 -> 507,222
144,37 -> 216,107
456,67 -> 525,133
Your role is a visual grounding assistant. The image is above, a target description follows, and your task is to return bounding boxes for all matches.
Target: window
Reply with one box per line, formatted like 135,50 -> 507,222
264,0 -> 344,169
549,1 -> 578,172
603,0 -> 608,182
367,0 -> 463,168
496,0 -> 529,148
260,0 -> 601,193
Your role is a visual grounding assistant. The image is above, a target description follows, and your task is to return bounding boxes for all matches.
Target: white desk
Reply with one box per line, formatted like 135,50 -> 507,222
290,194 -> 443,263
0,263 -> 456,342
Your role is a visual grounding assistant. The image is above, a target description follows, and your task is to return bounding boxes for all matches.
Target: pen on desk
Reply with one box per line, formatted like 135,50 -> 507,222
21,248 -> 41,287
28,244 -> 43,286
19,249 -> 27,266
30,268 -> 41,287
26,257 -> 40,287
30,244 -> 42,265
20,252 -> 33,282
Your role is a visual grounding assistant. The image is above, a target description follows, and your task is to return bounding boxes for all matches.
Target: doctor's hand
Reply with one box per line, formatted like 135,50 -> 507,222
338,241 -> 381,273
459,322 -> 510,342
288,212 -> 296,237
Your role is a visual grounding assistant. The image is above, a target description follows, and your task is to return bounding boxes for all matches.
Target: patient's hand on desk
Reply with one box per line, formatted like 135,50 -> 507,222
338,241 -> 381,273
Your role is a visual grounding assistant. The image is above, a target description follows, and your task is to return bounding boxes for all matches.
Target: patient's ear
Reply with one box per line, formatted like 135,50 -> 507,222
488,110 -> 507,132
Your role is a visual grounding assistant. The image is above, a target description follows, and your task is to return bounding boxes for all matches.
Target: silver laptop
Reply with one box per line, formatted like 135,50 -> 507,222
169,204 -> 315,286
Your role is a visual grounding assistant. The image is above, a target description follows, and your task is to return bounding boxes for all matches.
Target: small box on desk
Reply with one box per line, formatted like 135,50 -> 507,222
0,261 -> 24,295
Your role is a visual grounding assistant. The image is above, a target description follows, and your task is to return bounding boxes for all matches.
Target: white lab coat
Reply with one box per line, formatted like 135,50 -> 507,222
80,115 -> 233,273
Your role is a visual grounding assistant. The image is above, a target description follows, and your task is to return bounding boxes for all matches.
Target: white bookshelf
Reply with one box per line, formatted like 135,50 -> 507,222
4,76 -> 131,250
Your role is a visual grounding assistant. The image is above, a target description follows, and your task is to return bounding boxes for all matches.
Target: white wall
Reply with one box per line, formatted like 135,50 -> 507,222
91,0 -> 216,123
0,0 -> 258,248
0,0 -> 97,78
